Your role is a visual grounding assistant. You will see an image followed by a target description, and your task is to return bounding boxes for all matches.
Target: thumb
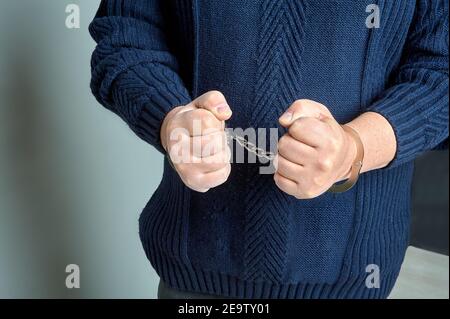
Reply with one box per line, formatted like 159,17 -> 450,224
279,99 -> 333,127
192,90 -> 232,121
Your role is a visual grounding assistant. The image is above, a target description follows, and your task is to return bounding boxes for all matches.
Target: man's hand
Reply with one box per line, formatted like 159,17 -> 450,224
161,91 -> 232,193
274,99 -> 357,199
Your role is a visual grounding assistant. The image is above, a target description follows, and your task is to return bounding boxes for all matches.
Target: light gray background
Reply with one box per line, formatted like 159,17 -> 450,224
0,0 -> 160,298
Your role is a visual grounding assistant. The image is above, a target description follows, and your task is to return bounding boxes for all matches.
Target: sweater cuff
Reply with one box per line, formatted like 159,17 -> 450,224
367,94 -> 427,169
112,64 -> 192,154
136,82 -> 192,154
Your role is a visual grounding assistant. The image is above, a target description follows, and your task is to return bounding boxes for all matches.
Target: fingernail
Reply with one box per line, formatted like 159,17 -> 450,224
216,103 -> 230,114
280,111 -> 293,122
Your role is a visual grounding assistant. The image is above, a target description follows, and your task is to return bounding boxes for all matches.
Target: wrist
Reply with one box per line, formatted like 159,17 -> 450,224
345,112 -> 397,172
160,106 -> 184,152
337,127 -> 358,182
329,125 -> 365,193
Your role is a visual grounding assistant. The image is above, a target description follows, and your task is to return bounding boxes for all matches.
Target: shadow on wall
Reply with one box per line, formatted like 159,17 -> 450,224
2,25 -> 80,299
1,0 -> 159,299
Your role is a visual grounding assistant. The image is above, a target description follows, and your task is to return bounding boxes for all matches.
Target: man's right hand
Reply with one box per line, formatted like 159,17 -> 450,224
160,91 -> 232,193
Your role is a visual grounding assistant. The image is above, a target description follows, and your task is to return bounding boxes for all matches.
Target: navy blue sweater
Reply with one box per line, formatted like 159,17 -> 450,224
90,0 -> 449,298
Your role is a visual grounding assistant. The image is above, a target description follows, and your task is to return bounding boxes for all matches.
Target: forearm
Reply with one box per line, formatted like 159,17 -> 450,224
89,0 -> 192,153
346,111 -> 397,174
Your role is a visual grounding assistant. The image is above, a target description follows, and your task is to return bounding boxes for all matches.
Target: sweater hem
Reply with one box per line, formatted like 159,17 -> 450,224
148,249 -> 399,299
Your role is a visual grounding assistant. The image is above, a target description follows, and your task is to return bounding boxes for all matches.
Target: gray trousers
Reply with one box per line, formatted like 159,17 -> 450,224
157,280 -> 228,299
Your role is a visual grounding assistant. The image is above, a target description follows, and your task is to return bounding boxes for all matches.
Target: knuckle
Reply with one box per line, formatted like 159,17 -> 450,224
167,121 -> 182,134
207,90 -> 225,102
274,178 -> 291,195
278,135 -> 289,150
274,175 -> 284,188
201,147 -> 215,159
224,146 -> 233,162
182,173 -> 193,186
200,134 -> 215,151
220,165 -> 231,181
276,159 -> 285,173
273,173 -> 280,183
293,99 -> 312,112
185,173 -> 201,188
176,164 -> 188,176
276,158 -> 286,171
290,120 -> 303,132
301,189 -> 316,199
201,113 -> 218,128
201,147 -> 215,160
318,157 -> 333,171
192,108 -> 209,120
293,99 -> 305,110
328,137 -> 341,152
222,148 -> 232,163
304,192 -> 315,199
312,175 -> 326,188
186,113 -> 200,129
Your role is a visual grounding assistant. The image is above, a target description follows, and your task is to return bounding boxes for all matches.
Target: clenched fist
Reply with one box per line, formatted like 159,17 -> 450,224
274,100 -> 357,199
161,91 -> 232,193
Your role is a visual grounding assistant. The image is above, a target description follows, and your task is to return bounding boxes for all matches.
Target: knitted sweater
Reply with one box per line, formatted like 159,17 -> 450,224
89,0 -> 449,298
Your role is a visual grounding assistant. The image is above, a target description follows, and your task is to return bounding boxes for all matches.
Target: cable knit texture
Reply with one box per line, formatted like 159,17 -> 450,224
90,0 -> 449,299
242,0 -> 307,283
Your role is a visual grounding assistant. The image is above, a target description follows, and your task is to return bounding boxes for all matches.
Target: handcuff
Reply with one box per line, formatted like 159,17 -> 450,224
328,125 -> 365,193
165,124 -> 364,194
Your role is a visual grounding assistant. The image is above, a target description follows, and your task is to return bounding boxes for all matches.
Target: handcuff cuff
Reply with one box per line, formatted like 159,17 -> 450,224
328,125 -> 365,193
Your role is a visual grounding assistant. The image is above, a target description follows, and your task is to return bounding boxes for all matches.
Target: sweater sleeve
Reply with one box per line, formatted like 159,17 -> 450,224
89,0 -> 192,153
367,0 -> 449,168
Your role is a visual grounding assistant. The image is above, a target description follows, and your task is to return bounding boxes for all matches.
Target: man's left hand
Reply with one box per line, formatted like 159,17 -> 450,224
274,99 -> 357,199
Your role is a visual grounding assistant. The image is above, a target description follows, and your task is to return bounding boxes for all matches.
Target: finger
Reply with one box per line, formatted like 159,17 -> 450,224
192,90 -> 232,121
201,147 -> 231,172
191,131 -> 227,158
277,135 -> 316,165
276,154 -> 304,180
186,147 -> 231,170
169,133 -> 229,165
187,159 -> 229,175
274,173 -> 298,197
167,131 -> 192,164
288,117 -> 331,148
174,104 -> 197,116
182,108 -> 224,136
279,99 -> 332,128
197,164 -> 231,189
